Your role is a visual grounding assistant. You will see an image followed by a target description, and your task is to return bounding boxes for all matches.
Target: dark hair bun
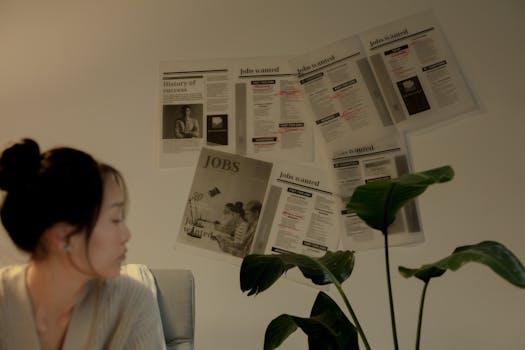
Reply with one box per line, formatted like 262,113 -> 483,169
0,138 -> 41,192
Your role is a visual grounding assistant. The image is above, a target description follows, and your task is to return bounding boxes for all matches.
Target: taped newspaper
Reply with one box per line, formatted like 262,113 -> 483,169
176,148 -> 340,263
159,56 -> 314,167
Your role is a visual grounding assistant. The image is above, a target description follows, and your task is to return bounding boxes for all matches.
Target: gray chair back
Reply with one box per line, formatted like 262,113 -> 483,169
151,269 -> 195,350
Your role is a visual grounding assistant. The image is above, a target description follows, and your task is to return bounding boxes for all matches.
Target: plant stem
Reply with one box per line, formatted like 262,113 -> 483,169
415,281 -> 429,350
318,262 -> 372,350
334,280 -> 372,350
384,229 -> 399,350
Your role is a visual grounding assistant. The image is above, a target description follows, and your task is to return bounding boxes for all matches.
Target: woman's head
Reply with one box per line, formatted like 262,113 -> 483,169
223,202 -> 234,215
79,168 -> 130,278
0,138 -> 129,276
230,201 -> 245,219
245,200 -> 262,223
183,105 -> 192,118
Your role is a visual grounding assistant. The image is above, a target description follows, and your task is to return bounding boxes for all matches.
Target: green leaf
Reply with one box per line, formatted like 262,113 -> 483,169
309,292 -> 359,350
264,314 -> 298,350
264,292 -> 359,350
240,254 -> 294,296
347,166 -> 454,232
399,241 -> 525,287
240,251 -> 355,296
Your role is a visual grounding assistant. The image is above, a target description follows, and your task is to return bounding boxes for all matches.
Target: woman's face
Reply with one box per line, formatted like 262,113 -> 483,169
72,174 -> 130,279
245,209 -> 259,223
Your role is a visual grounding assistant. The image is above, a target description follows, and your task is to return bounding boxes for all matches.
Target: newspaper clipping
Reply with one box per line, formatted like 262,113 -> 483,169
159,57 -> 314,168
172,10 -> 477,254
160,60 -> 234,167
286,10 -> 476,249
332,138 -> 423,250
359,10 -> 477,131
288,36 -> 422,250
177,148 -> 340,261
236,56 -> 314,162
289,35 -> 397,158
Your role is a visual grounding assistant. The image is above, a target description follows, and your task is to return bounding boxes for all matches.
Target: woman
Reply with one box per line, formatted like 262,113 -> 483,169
239,200 -> 262,256
214,202 -> 237,236
0,139 -> 165,350
230,201 -> 249,245
214,200 -> 261,258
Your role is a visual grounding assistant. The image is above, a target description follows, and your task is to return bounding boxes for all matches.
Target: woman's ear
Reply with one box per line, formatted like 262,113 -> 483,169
42,222 -> 76,254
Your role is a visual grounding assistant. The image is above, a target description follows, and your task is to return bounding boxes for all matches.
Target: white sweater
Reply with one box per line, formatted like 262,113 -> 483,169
0,264 -> 166,350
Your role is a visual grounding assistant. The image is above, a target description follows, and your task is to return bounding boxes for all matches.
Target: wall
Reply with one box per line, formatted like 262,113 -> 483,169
1,0 -> 524,349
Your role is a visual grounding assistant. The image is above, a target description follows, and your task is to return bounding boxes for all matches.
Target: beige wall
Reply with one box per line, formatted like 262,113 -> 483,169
1,0 -> 524,348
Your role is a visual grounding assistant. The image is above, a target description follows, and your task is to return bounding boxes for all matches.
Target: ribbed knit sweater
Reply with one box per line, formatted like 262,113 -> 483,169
0,264 -> 166,349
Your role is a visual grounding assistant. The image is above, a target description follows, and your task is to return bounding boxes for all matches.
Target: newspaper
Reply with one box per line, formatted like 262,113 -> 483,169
286,10 -> 472,250
288,10 -> 476,158
159,57 -> 314,167
171,10 -> 475,252
360,10 -> 477,131
288,37 -> 418,250
176,148 -> 340,262
159,59 -> 234,167
332,136 -> 424,250
289,35 -> 398,159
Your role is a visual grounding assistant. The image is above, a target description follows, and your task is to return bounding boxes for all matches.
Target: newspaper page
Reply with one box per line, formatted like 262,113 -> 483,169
332,136 -> 424,250
159,57 -> 314,168
288,36 -> 423,250
251,162 -> 340,257
159,59 -> 234,167
176,147 -> 272,262
176,148 -> 340,264
289,35 -> 397,158
235,56 -> 313,163
359,10 -> 477,131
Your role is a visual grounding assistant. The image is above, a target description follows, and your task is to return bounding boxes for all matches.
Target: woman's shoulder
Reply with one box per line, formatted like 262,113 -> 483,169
0,264 -> 27,300
78,266 -> 165,348
98,264 -> 158,303
0,263 -> 25,275
0,264 -> 27,284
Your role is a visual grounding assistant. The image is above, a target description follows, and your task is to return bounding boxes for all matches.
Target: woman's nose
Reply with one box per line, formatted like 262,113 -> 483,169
122,223 -> 131,243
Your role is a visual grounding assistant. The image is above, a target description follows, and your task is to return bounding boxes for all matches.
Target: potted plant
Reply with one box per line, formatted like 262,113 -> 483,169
239,166 -> 525,349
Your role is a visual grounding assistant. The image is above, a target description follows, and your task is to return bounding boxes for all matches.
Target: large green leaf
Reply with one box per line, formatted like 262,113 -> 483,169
264,314 -> 298,350
347,166 -> 454,232
399,241 -> 525,287
264,291 -> 359,350
240,251 -> 355,296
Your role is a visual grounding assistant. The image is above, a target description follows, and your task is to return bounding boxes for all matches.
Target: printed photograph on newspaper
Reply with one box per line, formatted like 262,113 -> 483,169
176,147 -> 272,259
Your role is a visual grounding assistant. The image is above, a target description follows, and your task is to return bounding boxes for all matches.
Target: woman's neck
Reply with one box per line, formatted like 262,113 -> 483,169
25,259 -> 93,350
26,259 -> 90,320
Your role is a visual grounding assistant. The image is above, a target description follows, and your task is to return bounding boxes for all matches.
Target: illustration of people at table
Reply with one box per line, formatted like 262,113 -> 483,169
213,200 -> 262,257
214,202 -> 241,236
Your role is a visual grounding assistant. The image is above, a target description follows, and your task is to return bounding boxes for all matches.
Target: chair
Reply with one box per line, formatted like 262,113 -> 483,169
150,269 -> 195,350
